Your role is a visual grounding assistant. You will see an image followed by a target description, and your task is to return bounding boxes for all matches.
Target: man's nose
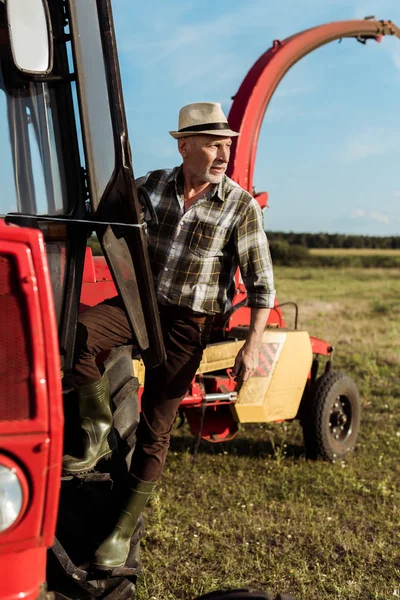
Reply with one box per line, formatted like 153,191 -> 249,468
217,145 -> 230,163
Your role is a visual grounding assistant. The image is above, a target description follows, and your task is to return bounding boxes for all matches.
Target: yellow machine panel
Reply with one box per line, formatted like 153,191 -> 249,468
133,358 -> 145,387
134,330 -> 313,424
197,339 -> 246,374
134,338 -> 247,384
232,330 -> 313,423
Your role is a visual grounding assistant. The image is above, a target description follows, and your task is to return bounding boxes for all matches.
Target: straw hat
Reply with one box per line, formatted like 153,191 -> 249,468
169,102 -> 239,139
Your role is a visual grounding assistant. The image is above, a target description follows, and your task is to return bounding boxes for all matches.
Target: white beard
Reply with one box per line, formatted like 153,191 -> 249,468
203,170 -> 225,184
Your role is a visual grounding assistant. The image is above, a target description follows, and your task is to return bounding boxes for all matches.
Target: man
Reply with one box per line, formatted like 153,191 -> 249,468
63,102 -> 276,570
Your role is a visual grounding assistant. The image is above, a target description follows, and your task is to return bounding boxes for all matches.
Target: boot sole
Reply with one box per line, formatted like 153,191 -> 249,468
90,561 -> 126,571
62,450 -> 112,476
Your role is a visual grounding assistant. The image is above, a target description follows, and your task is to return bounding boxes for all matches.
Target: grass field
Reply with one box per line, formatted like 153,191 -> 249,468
309,249 -> 400,256
136,267 -> 400,600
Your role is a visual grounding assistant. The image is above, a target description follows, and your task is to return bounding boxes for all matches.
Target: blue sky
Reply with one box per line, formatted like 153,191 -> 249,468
112,0 -> 400,235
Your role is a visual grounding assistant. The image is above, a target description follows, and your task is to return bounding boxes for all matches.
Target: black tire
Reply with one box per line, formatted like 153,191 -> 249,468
104,346 -> 140,471
301,371 -> 361,461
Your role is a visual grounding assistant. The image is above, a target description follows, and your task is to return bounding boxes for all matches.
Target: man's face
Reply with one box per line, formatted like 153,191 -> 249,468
179,135 -> 232,185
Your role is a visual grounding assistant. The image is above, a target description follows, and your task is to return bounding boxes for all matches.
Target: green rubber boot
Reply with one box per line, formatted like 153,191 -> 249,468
91,475 -> 157,570
62,372 -> 113,475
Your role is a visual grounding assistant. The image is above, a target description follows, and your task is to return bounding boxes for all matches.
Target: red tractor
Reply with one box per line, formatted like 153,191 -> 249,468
0,1 -> 398,598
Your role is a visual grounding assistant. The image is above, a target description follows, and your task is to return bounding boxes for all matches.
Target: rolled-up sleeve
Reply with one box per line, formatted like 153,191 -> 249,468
234,198 -> 276,308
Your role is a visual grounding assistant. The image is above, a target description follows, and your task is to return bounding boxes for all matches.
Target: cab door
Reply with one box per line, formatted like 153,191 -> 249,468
68,0 -> 165,368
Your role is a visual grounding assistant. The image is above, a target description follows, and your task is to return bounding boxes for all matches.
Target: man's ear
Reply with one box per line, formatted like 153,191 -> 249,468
178,138 -> 190,159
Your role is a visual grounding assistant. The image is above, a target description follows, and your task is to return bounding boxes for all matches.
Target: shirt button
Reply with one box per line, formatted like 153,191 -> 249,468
164,267 -> 168,271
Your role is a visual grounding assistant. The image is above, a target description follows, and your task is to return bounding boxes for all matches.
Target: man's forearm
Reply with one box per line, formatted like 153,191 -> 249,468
232,307 -> 270,381
246,307 -> 270,346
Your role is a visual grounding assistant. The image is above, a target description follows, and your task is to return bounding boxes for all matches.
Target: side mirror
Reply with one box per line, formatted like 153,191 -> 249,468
5,0 -> 53,74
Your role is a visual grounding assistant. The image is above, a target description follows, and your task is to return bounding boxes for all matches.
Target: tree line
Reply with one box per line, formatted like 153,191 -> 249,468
265,231 -> 400,249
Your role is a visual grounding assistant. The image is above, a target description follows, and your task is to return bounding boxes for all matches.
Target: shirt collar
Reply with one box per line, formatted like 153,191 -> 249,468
170,165 -> 231,203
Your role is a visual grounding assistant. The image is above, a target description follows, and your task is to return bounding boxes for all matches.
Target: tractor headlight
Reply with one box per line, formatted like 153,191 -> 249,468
0,457 -> 29,534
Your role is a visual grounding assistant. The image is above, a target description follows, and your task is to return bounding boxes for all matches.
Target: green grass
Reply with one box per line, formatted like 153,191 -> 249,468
136,267 -> 400,600
309,249 -> 400,256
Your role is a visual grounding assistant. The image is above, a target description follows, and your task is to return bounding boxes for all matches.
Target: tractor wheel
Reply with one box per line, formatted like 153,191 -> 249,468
105,345 -> 140,470
301,371 -> 361,461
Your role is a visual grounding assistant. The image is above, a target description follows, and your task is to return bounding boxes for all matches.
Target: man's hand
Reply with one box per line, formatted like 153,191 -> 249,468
232,340 -> 260,383
232,307 -> 270,385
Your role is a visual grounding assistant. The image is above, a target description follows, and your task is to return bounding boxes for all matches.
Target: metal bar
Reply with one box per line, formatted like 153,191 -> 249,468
181,393 -> 238,407
5,212 -> 145,228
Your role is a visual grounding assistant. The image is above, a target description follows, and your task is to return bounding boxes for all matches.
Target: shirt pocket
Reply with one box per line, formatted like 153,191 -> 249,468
189,222 -> 230,258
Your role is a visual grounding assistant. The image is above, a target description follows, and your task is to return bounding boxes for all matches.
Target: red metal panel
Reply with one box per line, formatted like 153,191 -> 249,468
81,251 -> 117,310
83,249 -> 114,284
254,192 -> 269,209
0,546 -> 47,600
31,232 -> 63,547
0,435 -> 49,551
0,255 -> 33,420
226,304 -> 284,333
227,19 -> 400,193
0,240 -> 48,435
310,336 -> 332,356
82,247 -> 97,282
0,222 -> 63,592
183,405 -> 238,442
80,283 -> 118,311
93,255 -> 114,281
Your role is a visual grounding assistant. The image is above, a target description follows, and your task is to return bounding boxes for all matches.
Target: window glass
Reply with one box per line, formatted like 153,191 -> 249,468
68,0 -> 115,206
0,80 -> 17,213
0,67 -> 69,216
45,241 -> 67,322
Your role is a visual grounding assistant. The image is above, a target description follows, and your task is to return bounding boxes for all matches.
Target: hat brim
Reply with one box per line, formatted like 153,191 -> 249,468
169,128 -> 239,139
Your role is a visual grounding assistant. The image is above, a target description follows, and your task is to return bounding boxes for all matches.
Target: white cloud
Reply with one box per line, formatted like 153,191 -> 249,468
341,140 -> 387,163
115,0 -> 331,88
393,191 -> 400,197
350,209 -> 391,224
339,127 -> 400,163
370,212 -> 390,224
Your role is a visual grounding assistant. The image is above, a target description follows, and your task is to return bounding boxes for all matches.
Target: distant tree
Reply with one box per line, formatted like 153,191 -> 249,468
265,231 -> 400,249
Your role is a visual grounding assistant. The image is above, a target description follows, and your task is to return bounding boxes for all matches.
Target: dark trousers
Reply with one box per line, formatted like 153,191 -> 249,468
72,297 -> 213,481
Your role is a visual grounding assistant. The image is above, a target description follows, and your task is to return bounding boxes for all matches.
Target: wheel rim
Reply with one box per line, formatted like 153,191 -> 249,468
329,394 -> 352,444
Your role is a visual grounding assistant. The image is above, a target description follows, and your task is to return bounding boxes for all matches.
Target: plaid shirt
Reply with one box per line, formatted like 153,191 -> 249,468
136,166 -> 275,315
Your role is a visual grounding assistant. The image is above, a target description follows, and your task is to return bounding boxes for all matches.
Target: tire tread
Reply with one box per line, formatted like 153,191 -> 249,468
303,371 -> 361,461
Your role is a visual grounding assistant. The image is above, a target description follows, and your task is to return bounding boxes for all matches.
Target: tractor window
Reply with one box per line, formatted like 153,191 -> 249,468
0,58 -> 69,216
0,7 -> 17,214
0,80 -> 17,214
68,0 -> 115,208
